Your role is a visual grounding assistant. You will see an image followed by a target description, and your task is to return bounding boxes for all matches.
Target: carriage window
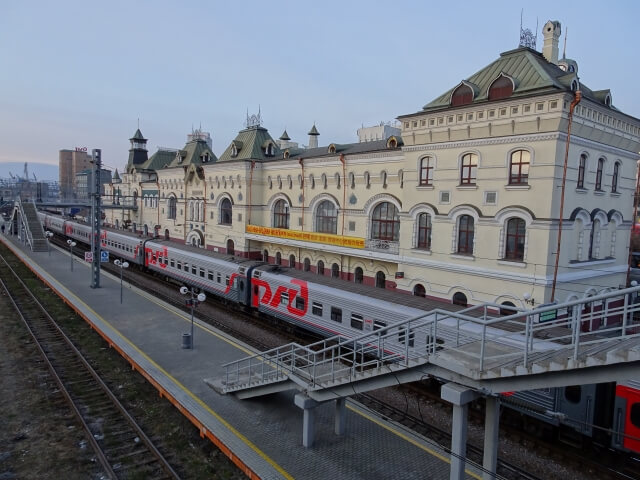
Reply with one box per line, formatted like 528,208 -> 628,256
177,261 -> 182,269
217,273 -> 221,283
280,292 -> 289,305
398,328 -> 415,347
350,314 -> 364,330
225,275 -> 230,286
208,270 -> 214,280
631,403 -> 640,428
373,320 -> 387,331
170,259 -> 175,268
191,265 -> 197,275
295,296 -> 305,310
199,268 -> 205,278
312,302 -> 323,316
330,307 -> 342,322
564,385 -> 582,404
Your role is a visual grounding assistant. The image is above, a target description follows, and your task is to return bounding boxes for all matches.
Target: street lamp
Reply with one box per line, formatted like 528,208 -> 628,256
45,231 -> 53,257
114,259 -> 129,304
179,286 -> 206,349
66,239 -> 76,271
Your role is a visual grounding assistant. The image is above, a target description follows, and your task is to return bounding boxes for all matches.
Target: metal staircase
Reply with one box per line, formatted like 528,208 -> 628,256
15,198 -> 48,252
218,286 -> 640,399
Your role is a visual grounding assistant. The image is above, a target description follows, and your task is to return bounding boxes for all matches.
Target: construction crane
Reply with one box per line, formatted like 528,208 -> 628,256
23,162 -> 28,182
32,172 -> 37,182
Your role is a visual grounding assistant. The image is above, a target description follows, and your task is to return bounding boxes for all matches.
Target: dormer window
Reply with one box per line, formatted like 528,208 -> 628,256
265,143 -> 274,156
571,80 -> 579,92
231,144 -> 238,157
488,74 -> 514,101
328,144 -> 336,154
605,94 -> 612,107
451,83 -> 473,106
387,136 -> 398,149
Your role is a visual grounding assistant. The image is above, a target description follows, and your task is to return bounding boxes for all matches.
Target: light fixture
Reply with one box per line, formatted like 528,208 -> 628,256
523,292 -> 535,306
180,286 -> 206,349
114,259 -> 129,304
66,239 -> 77,271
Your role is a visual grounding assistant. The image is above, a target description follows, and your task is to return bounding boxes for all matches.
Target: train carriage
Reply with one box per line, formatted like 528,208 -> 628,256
612,379 -> 640,452
144,239 -> 261,304
99,228 -> 145,264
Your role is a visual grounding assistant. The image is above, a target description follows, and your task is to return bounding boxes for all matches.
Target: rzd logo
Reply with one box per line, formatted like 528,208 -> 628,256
252,278 -> 308,317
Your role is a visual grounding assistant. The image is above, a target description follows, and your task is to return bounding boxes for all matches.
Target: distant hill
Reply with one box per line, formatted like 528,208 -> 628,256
0,162 -> 59,182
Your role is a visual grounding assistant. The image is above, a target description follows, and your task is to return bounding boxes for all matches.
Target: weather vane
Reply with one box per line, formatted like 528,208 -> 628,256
519,10 -> 538,49
244,106 -> 263,128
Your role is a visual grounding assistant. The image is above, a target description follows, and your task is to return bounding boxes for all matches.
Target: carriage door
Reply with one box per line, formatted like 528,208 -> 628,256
556,384 -> 596,435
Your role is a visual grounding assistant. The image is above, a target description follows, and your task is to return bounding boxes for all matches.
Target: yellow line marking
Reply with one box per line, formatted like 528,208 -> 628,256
347,398 -> 482,479
5,244 -> 292,480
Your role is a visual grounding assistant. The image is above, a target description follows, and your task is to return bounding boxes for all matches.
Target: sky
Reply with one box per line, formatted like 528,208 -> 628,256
1,0 -> 639,178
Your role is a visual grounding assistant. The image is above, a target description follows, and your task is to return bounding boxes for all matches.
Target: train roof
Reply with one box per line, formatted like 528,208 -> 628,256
254,264 -> 478,316
146,238 -> 265,267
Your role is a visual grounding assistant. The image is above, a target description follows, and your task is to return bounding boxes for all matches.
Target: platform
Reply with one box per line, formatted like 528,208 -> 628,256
0,232 -> 482,480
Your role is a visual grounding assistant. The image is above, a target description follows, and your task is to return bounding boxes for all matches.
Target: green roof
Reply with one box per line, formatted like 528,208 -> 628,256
130,128 -> 146,141
165,138 -> 218,168
218,126 -> 280,162
418,47 -> 611,112
142,149 -> 176,170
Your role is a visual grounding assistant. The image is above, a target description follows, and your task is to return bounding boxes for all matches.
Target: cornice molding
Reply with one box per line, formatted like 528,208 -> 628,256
402,132 -> 560,152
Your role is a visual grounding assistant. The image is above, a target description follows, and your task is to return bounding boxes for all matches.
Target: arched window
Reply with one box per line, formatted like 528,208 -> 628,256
371,202 -> 400,241
168,197 -> 177,219
375,271 -> 386,288
612,162 -> 620,193
453,292 -> 468,306
500,301 -> 517,316
488,76 -> 513,101
220,198 -> 232,225
226,239 -> 235,255
303,258 -> 311,271
189,201 -> 194,221
419,157 -> 433,186
577,154 -> 587,189
460,153 -> 477,185
451,83 -> 473,106
509,150 -> 530,185
457,215 -> 474,254
505,218 -> 526,261
417,213 -> 432,250
273,199 -> 289,229
413,284 -> 426,297
316,200 -> 337,234
275,252 -> 282,265
595,158 -> 604,191
331,263 -> 340,278
263,249 -> 269,263
354,267 -> 363,284
289,254 -> 296,268
133,191 -> 138,206
589,219 -> 601,260
317,260 -> 325,275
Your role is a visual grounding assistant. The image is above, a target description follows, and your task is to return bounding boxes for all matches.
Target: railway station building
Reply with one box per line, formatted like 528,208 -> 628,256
105,20 -> 640,310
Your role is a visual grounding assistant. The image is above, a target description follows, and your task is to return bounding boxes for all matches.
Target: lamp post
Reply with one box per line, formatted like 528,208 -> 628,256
45,231 -> 53,256
66,239 -> 76,271
114,259 -> 129,304
179,286 -> 206,349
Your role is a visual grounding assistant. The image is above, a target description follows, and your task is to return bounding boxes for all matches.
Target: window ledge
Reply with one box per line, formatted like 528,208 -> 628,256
413,248 -> 432,255
505,185 -> 531,191
567,258 -> 615,268
218,223 -> 233,228
456,185 -> 478,190
450,253 -> 475,261
610,192 -> 621,197
497,259 -> 527,268
417,185 -> 435,190
594,190 -> 605,196
575,188 -> 588,194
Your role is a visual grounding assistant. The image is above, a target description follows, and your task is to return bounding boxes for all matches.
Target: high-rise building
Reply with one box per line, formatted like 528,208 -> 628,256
59,149 -> 92,199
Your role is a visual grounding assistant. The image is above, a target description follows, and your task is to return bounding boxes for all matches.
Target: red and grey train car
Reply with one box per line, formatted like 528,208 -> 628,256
39,212 -> 640,454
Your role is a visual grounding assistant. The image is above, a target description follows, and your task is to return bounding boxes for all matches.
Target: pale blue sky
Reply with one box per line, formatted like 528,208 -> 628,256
1,0 -> 638,175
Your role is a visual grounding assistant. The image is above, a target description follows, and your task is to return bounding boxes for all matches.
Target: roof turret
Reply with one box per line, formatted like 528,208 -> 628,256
279,129 -> 291,141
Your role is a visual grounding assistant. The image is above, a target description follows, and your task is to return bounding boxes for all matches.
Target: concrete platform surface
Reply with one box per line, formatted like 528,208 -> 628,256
1,233 -> 480,480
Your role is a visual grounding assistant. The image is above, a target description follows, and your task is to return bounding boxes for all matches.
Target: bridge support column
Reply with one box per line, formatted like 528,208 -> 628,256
483,396 -> 500,480
335,397 -> 346,435
295,393 -> 318,448
441,383 -> 479,480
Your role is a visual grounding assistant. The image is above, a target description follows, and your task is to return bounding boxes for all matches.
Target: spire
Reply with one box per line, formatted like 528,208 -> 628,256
308,124 -> 319,136
308,123 -> 319,149
279,129 -> 291,141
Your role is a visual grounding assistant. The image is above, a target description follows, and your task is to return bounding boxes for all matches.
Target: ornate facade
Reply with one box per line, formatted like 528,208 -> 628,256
105,21 -> 640,310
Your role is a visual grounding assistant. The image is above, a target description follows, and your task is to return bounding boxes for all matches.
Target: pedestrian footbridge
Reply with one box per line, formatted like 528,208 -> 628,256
6,198 -> 48,252
208,287 -> 640,479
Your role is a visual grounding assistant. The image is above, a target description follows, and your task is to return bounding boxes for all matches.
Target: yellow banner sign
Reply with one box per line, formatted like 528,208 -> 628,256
246,225 -> 365,249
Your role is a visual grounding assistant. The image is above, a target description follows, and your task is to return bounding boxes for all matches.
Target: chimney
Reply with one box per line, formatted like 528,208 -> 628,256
542,20 -> 561,64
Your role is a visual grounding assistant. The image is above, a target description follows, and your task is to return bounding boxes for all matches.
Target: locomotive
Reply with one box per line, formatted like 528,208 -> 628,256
39,212 -> 640,455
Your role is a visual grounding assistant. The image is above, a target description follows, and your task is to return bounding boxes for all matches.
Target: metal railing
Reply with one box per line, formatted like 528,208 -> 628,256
16,199 -> 34,249
222,287 -> 640,393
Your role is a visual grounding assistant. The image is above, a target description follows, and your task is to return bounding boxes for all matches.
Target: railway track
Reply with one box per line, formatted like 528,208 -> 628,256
0,251 -> 181,480
49,236 -> 639,480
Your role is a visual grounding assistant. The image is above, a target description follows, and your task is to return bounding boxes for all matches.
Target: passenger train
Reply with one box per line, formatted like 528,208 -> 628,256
39,212 -> 640,455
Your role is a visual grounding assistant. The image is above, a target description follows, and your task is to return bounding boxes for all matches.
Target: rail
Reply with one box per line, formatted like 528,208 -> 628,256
16,198 -> 34,249
222,286 -> 640,392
